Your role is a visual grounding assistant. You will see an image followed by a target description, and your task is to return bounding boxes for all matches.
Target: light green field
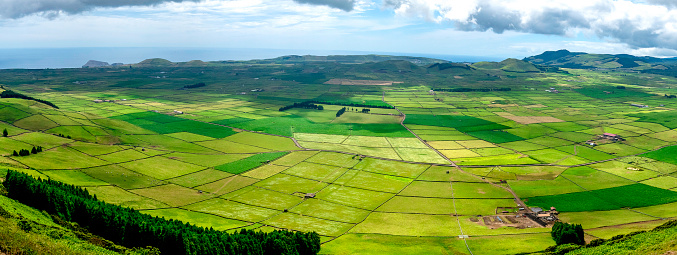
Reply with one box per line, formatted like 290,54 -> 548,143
96,149 -> 149,163
273,150 -> 319,166
291,198 -> 371,223
183,198 -> 279,222
352,157 -> 429,178
316,184 -> 395,210
143,208 -> 250,231
351,212 -> 462,236
334,170 -> 412,193
226,186 -> 303,210
224,132 -> 300,151
586,219 -> 671,239
42,170 -> 109,186
163,152 -> 250,167
588,160 -> 660,181
254,173 -> 328,194
263,213 -> 354,237
130,184 -> 210,207
86,186 -> 169,209
119,156 -> 206,180
13,146 -> 109,169
167,169 -> 233,187
80,165 -> 166,189
510,177 -> 585,197
558,209 -> 659,229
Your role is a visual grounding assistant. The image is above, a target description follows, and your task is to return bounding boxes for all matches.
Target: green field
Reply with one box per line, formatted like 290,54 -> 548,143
2,54 -> 677,254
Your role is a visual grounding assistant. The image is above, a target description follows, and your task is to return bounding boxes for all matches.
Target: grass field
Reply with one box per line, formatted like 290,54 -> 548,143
3,58 -> 677,254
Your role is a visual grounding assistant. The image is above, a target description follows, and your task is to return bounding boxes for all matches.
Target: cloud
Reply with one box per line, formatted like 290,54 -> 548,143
0,0 -> 202,19
646,0 -> 677,9
382,0 -> 677,50
292,0 -> 355,11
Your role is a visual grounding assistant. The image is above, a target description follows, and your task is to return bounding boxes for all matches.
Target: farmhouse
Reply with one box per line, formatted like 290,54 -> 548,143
601,133 -> 624,141
523,207 -> 559,226
304,193 -> 316,199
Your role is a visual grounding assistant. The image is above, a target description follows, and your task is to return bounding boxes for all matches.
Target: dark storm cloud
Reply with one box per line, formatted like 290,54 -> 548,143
292,0 -> 355,11
0,0 -> 202,19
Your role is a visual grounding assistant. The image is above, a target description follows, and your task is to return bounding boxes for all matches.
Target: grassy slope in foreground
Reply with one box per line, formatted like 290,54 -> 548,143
550,220 -> 677,255
0,187 -> 152,255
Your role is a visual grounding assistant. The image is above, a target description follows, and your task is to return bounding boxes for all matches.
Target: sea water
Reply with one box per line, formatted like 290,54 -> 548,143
0,47 -> 504,69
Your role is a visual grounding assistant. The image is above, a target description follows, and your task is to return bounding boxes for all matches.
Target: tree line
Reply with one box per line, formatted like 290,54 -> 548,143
180,82 -> 206,89
12,146 -> 43,156
431,88 -> 512,92
0,90 -> 59,108
308,100 -> 393,109
3,170 -> 321,255
551,222 -> 585,245
279,102 -> 324,111
336,107 -> 346,117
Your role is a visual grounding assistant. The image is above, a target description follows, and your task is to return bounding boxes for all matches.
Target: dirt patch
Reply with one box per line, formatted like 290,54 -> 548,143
324,79 -> 400,86
474,214 -> 546,229
496,112 -> 565,124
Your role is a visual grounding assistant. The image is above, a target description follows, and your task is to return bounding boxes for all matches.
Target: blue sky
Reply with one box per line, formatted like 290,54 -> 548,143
0,0 -> 676,59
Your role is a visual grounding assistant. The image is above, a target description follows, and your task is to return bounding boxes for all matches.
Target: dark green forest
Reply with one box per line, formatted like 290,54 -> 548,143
3,170 -> 321,255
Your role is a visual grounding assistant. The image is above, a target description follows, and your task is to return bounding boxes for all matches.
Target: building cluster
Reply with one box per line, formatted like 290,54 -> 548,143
523,207 -> 559,227
545,88 -> 560,93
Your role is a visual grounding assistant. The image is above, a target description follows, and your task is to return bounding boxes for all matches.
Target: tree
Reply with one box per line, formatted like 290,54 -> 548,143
31,146 -> 37,154
12,150 -> 18,156
2,128 -> 7,137
551,222 -> 585,245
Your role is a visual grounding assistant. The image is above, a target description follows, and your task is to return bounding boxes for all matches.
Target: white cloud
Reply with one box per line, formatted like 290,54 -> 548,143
382,0 -> 677,50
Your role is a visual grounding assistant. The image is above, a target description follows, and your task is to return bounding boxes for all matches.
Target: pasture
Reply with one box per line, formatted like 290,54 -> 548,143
0,61 -> 676,254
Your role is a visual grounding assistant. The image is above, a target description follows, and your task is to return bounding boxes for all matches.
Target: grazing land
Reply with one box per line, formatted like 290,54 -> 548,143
1,52 -> 677,254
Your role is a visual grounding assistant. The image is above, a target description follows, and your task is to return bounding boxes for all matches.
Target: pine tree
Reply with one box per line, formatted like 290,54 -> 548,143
31,146 -> 37,154
2,128 -> 7,137
12,150 -> 18,156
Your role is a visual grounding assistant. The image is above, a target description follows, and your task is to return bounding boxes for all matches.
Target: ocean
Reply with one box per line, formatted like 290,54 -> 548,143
0,48 -> 504,69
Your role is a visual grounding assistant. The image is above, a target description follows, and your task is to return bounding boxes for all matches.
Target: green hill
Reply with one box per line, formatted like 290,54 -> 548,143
260,54 -> 448,65
471,58 -> 541,72
0,180 -> 153,255
524,49 -> 677,69
544,220 -> 677,255
133,58 -> 174,67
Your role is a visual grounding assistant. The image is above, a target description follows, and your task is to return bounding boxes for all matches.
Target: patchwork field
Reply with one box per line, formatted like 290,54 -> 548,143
1,57 -> 677,254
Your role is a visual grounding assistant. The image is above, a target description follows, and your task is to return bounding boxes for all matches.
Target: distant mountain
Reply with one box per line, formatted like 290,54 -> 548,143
524,49 -> 677,69
126,55 -> 448,68
472,58 -> 541,72
232,54 -> 449,65
82,60 -> 110,68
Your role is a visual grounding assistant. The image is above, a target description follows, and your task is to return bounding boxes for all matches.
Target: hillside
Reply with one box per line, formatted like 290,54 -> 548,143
253,54 -> 449,65
544,220 -> 677,255
524,49 -> 677,69
0,179 -> 153,255
125,55 -> 449,68
472,58 -> 541,72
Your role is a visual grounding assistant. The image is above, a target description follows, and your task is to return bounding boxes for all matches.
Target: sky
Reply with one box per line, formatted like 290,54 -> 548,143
0,0 -> 676,59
